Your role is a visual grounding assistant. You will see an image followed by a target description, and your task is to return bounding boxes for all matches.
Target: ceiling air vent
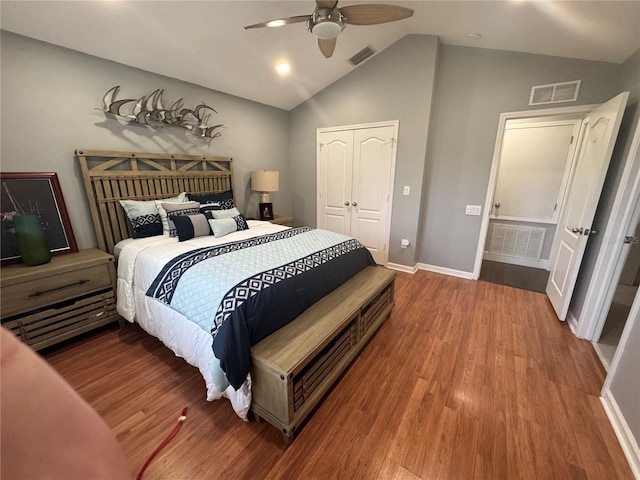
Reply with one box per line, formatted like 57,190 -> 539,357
529,80 -> 581,106
348,46 -> 376,66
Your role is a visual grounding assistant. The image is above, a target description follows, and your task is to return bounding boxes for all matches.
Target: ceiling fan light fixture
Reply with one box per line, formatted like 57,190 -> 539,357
308,10 -> 345,40
311,20 -> 343,39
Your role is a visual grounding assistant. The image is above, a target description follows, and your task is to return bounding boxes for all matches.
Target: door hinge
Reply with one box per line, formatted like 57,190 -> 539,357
624,236 -> 640,245
554,203 -> 558,211
570,135 -> 574,144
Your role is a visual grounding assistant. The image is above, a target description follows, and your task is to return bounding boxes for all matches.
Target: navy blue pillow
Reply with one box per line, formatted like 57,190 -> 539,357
188,190 -> 234,209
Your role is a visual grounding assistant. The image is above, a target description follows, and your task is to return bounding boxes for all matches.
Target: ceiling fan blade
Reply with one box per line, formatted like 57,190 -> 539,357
339,4 -> 413,25
318,38 -> 337,58
244,15 -> 309,30
316,0 -> 339,10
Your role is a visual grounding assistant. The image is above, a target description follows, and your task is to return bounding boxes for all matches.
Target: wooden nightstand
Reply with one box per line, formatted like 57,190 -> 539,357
1,249 -> 120,351
270,216 -> 294,227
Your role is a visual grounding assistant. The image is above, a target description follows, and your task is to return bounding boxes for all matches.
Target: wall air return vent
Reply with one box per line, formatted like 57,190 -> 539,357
489,223 -> 545,260
529,80 -> 581,106
348,46 -> 376,66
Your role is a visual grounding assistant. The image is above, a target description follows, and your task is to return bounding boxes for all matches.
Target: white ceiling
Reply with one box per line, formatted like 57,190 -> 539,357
2,1 -> 639,111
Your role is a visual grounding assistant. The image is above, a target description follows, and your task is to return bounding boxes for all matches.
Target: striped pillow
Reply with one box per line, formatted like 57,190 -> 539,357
172,213 -> 211,241
159,201 -> 200,236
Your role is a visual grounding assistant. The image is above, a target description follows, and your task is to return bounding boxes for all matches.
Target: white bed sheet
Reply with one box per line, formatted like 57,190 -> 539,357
116,220 -> 289,419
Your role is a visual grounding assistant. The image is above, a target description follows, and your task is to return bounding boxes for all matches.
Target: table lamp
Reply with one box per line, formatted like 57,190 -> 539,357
251,170 -> 279,220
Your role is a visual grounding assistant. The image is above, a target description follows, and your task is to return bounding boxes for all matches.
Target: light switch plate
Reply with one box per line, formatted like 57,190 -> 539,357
403,186 -> 410,196
465,205 -> 482,216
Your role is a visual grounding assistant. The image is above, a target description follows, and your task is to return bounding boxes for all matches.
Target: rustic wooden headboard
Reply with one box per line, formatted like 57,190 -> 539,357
76,149 -> 234,254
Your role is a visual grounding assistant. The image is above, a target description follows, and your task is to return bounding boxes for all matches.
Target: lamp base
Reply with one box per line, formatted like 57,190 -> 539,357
260,192 -> 271,203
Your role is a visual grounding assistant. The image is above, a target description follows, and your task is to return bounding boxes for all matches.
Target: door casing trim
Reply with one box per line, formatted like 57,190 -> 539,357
472,104 -> 596,280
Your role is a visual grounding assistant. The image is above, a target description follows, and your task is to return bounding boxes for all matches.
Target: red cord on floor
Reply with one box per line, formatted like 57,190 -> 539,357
135,407 -> 188,480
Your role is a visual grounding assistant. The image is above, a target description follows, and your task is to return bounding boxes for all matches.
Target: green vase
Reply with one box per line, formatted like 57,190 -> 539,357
13,214 -> 52,266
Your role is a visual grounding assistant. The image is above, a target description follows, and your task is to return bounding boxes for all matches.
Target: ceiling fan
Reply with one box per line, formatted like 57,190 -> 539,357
244,1 -> 414,59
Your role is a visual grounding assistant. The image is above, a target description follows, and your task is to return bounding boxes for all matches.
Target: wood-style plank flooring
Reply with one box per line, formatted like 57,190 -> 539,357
42,270 -> 633,479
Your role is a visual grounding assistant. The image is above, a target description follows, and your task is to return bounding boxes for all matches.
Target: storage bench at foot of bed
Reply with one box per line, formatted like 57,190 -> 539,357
250,266 -> 396,445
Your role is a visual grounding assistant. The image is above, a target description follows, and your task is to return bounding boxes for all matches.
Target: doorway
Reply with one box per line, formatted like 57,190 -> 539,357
475,93 -> 629,317
478,112 -> 586,292
593,198 -> 640,370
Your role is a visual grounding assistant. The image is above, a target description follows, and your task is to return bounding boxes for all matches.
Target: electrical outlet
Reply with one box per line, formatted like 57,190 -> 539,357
465,205 -> 482,216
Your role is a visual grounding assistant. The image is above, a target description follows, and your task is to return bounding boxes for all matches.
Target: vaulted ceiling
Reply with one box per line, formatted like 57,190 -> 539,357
2,1 -> 639,110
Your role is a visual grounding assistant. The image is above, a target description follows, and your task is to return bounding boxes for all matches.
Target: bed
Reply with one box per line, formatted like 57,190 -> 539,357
77,149 -> 395,441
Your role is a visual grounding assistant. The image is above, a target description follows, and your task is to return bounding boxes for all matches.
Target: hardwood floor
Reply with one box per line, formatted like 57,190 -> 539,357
42,270 -> 632,479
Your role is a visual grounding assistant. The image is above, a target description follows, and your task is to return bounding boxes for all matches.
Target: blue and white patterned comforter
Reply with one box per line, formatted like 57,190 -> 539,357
146,227 -> 375,389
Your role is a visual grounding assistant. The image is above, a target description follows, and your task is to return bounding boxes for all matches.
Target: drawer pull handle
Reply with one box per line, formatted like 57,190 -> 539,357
29,279 -> 90,297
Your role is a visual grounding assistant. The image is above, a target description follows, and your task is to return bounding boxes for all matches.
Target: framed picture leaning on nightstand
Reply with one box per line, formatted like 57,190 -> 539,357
259,202 -> 274,221
1,172 -> 78,264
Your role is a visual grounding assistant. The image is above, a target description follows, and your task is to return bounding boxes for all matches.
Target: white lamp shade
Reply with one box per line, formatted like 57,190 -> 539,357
251,170 -> 279,192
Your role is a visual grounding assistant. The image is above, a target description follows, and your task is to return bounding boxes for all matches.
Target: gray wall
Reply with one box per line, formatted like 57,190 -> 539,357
1,31 -> 290,250
289,34 -> 439,266
571,49 -> 640,319
419,45 -> 622,273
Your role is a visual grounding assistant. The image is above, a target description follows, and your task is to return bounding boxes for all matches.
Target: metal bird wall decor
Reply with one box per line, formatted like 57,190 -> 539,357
99,86 -> 223,139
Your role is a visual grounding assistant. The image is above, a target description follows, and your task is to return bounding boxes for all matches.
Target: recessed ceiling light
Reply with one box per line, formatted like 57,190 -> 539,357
465,32 -> 482,40
275,62 -> 291,75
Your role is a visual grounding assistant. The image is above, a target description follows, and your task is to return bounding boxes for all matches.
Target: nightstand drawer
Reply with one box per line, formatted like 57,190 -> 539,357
3,290 -> 117,351
1,263 -> 112,318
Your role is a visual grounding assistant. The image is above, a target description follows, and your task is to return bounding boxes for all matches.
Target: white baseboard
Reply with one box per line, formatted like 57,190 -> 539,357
601,390 -> 640,479
483,252 -> 549,270
566,310 -> 579,333
386,262 -> 418,274
385,262 -> 475,280
416,263 -> 475,280
591,342 -> 611,372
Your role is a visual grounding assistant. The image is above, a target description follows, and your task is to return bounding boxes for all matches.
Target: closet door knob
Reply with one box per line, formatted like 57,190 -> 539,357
352,202 -> 358,207
344,201 -> 350,206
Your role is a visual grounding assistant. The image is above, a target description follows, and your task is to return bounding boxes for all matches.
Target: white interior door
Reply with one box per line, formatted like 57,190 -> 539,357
317,130 -> 353,235
546,92 -> 629,320
351,126 -> 394,264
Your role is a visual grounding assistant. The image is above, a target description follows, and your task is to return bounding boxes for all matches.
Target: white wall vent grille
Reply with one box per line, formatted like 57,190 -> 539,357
489,223 -> 545,260
348,46 -> 376,66
529,80 -> 581,106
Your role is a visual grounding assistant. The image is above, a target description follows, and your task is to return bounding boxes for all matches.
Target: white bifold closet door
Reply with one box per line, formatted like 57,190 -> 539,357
317,123 -> 396,265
